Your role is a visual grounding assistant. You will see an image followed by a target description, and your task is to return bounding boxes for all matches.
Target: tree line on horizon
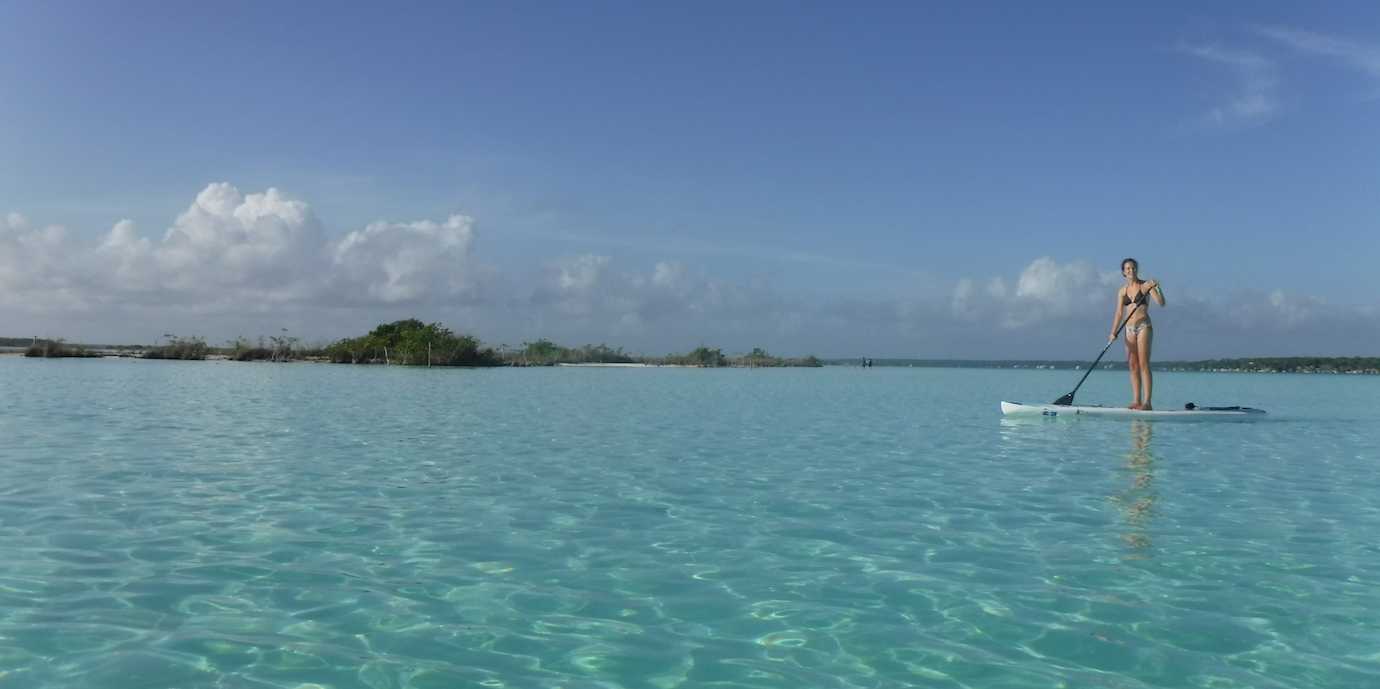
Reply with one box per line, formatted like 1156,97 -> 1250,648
1165,357 -> 1380,374
18,334 -> 297,362
319,322 -> 820,367
823,356 -> 1380,373
13,320 -> 822,368
10,332 -> 1371,372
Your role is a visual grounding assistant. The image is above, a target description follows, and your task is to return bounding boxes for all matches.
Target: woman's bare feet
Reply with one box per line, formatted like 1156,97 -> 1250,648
1141,403 -> 1153,411
1128,402 -> 1143,410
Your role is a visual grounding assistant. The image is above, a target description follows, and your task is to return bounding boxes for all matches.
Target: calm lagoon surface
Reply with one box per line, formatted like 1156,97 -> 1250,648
1,357 -> 1378,688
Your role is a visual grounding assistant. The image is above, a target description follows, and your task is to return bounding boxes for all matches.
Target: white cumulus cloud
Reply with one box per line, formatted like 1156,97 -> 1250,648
556,254 -> 610,293
0,214 -> 86,310
330,214 -> 477,304
953,257 -> 1117,328
0,183 -> 484,315
3,186 -> 1375,358
155,183 -> 325,295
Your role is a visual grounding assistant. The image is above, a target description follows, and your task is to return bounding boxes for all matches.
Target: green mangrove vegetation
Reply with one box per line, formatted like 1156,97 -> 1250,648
142,335 -> 211,360
226,332 -> 313,362
741,347 -> 822,368
713,347 -> 821,368
7,327 -> 1368,373
503,342 -> 820,367
7,321 -> 825,368
324,319 -> 501,366
504,339 -> 635,366
316,322 -> 821,368
656,346 -> 728,367
22,338 -> 99,358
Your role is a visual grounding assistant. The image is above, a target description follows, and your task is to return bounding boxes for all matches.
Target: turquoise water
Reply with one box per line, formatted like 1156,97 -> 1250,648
1,357 -> 1378,688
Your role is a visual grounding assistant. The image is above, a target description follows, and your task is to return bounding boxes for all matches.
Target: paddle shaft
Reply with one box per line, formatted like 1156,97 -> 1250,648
1054,299 -> 1143,405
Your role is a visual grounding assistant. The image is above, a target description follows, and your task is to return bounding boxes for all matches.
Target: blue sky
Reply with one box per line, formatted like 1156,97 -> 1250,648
2,1 -> 1378,358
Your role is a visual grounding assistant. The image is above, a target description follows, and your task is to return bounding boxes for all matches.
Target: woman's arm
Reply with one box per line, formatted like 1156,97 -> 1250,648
1146,279 -> 1165,306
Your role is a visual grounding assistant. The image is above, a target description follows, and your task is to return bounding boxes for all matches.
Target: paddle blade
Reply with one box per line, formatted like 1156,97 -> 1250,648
1052,392 -> 1075,406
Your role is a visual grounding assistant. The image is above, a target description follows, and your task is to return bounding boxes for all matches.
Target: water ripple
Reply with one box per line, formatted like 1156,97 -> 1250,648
1,361 -> 1378,687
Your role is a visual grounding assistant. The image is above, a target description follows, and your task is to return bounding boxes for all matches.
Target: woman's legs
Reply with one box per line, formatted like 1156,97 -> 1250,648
1136,327 -> 1154,410
1125,335 -> 1142,409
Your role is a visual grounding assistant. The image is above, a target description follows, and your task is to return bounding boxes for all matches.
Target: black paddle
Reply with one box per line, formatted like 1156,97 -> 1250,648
1053,294 -> 1145,406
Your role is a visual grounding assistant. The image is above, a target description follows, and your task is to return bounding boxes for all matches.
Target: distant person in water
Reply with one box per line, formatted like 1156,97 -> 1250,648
1110,258 -> 1165,410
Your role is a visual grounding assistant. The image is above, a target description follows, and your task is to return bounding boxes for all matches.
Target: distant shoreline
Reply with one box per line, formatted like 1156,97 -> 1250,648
823,358 -> 1380,375
6,348 -> 1375,374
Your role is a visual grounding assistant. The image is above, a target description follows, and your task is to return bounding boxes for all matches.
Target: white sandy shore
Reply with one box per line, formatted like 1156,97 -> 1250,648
556,362 -> 694,368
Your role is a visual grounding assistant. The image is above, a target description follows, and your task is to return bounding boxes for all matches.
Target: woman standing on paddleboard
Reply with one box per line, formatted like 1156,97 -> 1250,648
1111,258 -> 1165,410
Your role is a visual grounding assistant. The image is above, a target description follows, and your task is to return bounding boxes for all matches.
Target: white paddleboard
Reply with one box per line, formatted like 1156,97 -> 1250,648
1001,401 -> 1266,418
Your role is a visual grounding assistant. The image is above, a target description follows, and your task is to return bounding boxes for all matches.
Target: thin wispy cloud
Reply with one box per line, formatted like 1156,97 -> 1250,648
1179,44 -> 1278,126
1255,26 -> 1380,80
520,225 -> 929,279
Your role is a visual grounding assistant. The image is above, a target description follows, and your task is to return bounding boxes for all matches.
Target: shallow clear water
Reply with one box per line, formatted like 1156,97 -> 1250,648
1,357 -> 1378,688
